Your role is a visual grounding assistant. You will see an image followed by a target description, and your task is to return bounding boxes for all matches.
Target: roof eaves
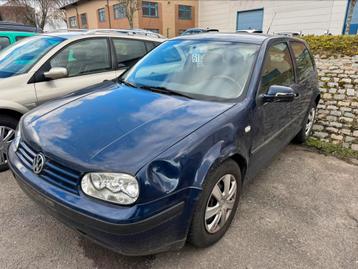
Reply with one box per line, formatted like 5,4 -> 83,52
60,0 -> 85,10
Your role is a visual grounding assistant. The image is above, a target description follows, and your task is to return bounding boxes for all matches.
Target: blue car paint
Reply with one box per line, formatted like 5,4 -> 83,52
8,34 -> 320,255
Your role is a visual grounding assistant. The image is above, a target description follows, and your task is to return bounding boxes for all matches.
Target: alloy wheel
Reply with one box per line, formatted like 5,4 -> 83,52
205,174 -> 237,234
305,107 -> 316,137
0,126 -> 15,166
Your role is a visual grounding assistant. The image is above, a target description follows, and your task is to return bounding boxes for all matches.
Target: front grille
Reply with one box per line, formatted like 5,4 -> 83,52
17,142 -> 81,194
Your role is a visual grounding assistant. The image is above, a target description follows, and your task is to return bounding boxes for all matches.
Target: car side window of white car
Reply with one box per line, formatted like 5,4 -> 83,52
112,38 -> 147,68
49,38 -> 111,77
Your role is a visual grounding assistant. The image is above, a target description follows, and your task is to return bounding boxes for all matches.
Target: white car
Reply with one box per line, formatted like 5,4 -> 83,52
0,30 -> 165,170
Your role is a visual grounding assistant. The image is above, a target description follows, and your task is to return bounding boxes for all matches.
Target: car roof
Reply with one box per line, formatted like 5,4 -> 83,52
0,31 -> 36,36
43,30 -> 166,42
173,32 -> 292,45
0,21 -> 42,33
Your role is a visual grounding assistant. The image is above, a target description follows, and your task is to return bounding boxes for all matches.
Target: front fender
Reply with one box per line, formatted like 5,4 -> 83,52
137,102 -> 252,203
192,141 -> 247,188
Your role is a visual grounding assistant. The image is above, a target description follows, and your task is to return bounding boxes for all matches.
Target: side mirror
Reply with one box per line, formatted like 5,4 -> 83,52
260,85 -> 296,103
43,67 -> 68,80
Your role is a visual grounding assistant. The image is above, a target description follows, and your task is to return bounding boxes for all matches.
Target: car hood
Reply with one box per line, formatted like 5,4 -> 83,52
23,82 -> 233,174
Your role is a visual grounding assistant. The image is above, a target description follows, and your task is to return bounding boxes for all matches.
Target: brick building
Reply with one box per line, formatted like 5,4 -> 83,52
61,0 -> 198,38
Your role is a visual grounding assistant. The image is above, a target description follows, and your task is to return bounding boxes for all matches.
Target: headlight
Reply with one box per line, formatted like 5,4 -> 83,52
13,127 -> 21,151
81,173 -> 139,205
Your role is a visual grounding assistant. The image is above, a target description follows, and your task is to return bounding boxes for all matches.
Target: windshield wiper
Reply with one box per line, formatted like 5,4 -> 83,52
117,78 -> 137,88
138,85 -> 193,99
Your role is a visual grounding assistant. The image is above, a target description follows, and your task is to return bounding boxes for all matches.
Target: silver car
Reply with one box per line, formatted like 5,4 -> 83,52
0,30 -> 165,170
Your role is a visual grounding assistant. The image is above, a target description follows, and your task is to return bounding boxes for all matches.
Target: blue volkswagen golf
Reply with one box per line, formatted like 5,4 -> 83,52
8,33 -> 319,255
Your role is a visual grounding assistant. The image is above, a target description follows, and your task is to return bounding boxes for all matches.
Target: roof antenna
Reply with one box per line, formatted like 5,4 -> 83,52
266,11 -> 277,34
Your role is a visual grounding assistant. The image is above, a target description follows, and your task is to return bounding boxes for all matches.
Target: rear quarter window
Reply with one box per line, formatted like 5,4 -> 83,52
145,41 -> 159,52
291,42 -> 315,81
15,36 -> 29,42
0,37 -> 10,50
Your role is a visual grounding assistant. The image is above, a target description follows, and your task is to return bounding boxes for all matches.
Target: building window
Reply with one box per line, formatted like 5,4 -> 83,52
69,16 -> 77,28
178,5 -> 192,20
113,4 -> 126,19
80,13 -> 87,28
142,1 -> 158,17
98,8 -> 106,22
237,9 -> 264,31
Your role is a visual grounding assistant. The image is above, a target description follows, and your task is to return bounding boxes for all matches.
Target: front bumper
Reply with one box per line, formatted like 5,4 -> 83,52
8,145 -> 200,255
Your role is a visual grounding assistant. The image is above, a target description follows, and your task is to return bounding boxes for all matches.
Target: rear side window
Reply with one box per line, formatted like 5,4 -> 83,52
145,41 -> 158,52
15,36 -> 28,42
50,38 -> 111,77
260,42 -> 295,94
112,38 -> 147,67
291,42 -> 314,81
0,37 -> 10,50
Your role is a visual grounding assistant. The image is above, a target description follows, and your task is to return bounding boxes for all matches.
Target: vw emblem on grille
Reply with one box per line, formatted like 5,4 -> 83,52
32,153 -> 45,174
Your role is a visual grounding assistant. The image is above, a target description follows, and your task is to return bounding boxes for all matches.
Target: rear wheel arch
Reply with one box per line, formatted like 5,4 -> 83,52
314,94 -> 321,106
0,109 -> 23,121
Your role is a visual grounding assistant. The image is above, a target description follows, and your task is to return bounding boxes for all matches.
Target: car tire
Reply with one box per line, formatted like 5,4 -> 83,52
293,102 -> 317,144
188,159 -> 242,248
0,115 -> 18,172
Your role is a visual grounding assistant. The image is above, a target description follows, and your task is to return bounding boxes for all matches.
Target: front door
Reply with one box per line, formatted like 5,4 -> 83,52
34,38 -> 117,104
249,41 -> 296,174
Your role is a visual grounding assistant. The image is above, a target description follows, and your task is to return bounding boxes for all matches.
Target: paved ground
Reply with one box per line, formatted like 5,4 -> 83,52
0,145 -> 357,269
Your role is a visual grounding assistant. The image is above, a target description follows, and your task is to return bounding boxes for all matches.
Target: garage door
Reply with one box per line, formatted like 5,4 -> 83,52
237,9 -> 264,31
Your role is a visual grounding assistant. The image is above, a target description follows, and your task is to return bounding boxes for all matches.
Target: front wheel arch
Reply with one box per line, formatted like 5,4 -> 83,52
193,142 -> 248,190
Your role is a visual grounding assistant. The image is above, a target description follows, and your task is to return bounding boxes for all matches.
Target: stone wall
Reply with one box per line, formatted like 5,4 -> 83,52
313,55 -> 358,151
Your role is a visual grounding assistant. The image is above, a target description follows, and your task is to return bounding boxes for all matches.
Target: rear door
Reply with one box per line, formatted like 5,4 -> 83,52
34,37 -> 117,104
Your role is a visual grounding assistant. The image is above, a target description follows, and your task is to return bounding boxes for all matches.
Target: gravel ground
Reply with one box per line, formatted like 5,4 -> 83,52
0,145 -> 357,269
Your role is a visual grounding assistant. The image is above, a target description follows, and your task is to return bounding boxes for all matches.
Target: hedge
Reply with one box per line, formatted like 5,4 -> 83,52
301,35 -> 358,56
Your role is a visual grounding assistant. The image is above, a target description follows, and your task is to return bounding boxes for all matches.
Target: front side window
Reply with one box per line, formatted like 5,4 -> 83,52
123,40 -> 259,100
142,1 -> 158,17
113,38 -> 147,68
0,37 -> 10,50
291,42 -> 314,81
98,8 -> 106,22
69,16 -> 77,28
260,42 -> 295,94
49,38 -> 111,77
178,5 -> 192,20
80,13 -> 88,28
0,36 -> 64,78
113,4 -> 126,19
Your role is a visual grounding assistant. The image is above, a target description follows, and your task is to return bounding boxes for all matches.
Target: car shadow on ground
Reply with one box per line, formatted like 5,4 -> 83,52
2,145 -> 357,269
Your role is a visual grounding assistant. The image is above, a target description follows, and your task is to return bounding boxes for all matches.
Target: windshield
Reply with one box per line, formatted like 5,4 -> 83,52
123,39 -> 260,100
0,35 -> 65,78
